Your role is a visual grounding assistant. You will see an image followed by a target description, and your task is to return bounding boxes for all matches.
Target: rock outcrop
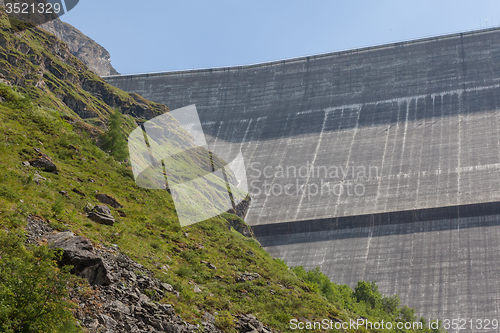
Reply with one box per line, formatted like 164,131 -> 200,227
25,215 -> 280,333
40,18 -> 120,77
0,0 -> 118,76
0,8 -> 168,122
96,193 -> 123,208
87,204 -> 116,226
30,153 -> 58,174
45,231 -> 112,286
228,195 -> 252,220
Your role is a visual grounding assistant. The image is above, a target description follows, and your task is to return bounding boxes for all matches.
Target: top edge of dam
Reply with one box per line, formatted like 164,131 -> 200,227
104,26 -> 500,79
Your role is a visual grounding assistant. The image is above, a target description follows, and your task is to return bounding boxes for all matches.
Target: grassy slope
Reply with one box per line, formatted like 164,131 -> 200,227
0,9 -> 167,132
0,10 -> 443,333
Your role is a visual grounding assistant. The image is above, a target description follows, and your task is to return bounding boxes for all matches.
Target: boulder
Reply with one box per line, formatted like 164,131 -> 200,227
97,314 -> 117,329
30,153 -> 58,174
87,204 -> 115,226
96,193 -> 123,208
46,231 -> 111,285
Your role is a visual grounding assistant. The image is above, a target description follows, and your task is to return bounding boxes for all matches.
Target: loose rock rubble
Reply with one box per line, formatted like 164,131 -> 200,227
237,272 -> 261,283
237,314 -> 274,333
25,215 -> 280,333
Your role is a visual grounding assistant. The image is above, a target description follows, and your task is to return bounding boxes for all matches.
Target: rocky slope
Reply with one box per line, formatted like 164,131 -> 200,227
0,0 -> 118,76
0,6 -> 166,126
40,18 -> 120,77
26,215 -> 276,333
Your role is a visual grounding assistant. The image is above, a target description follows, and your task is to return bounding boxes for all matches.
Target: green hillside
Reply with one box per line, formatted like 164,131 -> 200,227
0,7 -> 443,333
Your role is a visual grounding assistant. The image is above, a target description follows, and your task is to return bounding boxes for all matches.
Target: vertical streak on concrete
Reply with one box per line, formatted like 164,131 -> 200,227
361,217 -> 375,279
394,99 -> 411,204
381,104 -> 402,213
293,110 -> 329,220
212,122 -> 224,148
257,114 -> 294,224
374,111 -> 391,208
333,106 -> 362,217
454,35 -> 466,318
458,33 -> 467,206
414,96 -> 428,208
437,94 -> 444,208
331,107 -> 345,217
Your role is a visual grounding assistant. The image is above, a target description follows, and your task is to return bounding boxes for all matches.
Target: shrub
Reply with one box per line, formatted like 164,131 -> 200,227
215,311 -> 235,331
353,280 -> 382,309
101,108 -> 128,161
382,294 -> 400,314
0,231 -> 78,333
0,83 -> 32,111
51,195 -> 65,217
175,266 -> 193,278
0,184 -> 18,202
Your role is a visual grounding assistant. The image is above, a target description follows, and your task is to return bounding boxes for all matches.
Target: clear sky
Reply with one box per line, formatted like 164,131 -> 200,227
61,0 -> 500,75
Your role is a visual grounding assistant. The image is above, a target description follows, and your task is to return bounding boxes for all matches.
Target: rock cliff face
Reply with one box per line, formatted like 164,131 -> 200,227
0,8 -> 165,121
40,18 -> 120,76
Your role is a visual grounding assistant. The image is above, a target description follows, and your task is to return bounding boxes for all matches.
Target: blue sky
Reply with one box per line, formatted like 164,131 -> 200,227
61,0 -> 500,75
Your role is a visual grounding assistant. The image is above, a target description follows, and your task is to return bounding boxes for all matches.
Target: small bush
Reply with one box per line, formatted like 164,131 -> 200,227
51,196 -> 65,216
0,184 -> 18,202
101,108 -> 128,161
0,83 -> 32,110
0,231 -> 79,332
175,266 -> 193,278
144,289 -> 156,299
215,311 -> 235,331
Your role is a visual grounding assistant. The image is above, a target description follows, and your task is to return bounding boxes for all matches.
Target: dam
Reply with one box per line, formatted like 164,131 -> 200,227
105,27 -> 500,330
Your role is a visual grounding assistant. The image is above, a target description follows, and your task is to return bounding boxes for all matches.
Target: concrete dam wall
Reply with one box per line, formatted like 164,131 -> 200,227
105,27 -> 500,330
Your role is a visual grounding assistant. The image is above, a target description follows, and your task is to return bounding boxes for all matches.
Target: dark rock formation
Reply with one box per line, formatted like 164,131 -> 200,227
72,188 -> 86,196
30,153 -> 58,174
228,195 -> 251,220
44,231 -> 112,285
237,314 -> 274,333
96,193 -> 123,208
227,215 -> 253,238
87,204 -> 115,226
